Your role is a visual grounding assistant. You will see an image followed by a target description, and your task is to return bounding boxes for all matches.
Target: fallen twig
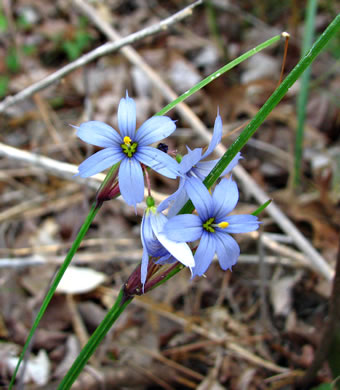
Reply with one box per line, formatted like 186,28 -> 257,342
101,288 -> 289,374
0,1 -> 202,114
0,142 -> 165,205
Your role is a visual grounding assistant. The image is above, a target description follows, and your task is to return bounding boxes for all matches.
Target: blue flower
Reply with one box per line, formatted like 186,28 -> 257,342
163,177 -> 260,277
158,113 -> 241,217
141,202 -> 195,286
74,92 -> 180,207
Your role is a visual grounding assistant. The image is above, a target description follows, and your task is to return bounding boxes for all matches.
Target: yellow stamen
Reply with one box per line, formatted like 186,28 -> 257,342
218,221 -> 229,229
123,136 -> 132,145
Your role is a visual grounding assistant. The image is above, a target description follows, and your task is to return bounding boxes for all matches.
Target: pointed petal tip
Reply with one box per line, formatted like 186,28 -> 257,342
215,111 -> 222,124
118,93 -> 136,138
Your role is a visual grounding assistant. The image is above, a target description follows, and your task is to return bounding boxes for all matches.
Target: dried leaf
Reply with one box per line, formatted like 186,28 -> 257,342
270,273 -> 302,316
7,350 -> 50,386
56,266 -> 106,294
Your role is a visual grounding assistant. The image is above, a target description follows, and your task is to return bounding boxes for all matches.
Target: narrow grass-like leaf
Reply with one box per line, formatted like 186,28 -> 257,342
205,0 -> 227,58
252,199 -> 272,216
8,203 -> 100,388
294,0 -> 318,189
57,289 -> 133,389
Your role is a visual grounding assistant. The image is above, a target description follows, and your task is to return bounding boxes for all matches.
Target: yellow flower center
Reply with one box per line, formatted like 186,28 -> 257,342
121,136 -> 138,158
123,136 -> 132,145
203,219 -> 229,233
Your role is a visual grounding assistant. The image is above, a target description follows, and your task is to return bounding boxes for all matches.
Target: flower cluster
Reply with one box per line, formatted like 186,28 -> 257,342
75,93 -> 260,289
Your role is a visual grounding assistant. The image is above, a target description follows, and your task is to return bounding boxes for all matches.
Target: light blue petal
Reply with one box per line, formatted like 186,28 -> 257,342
192,231 -> 216,277
141,249 -> 149,287
214,231 -> 240,270
142,209 -> 193,272
164,214 -> 202,242
149,208 -> 167,234
179,148 -> 202,174
76,147 -> 123,177
167,183 -> 189,218
157,178 -> 185,213
224,214 -> 260,233
158,232 -> 195,270
74,121 -> 121,147
201,113 -> 222,159
140,212 -> 151,286
119,157 -> 144,207
135,116 -> 176,146
152,212 -> 195,269
194,152 -> 242,180
186,177 -> 214,221
141,210 -> 152,246
136,146 -> 180,179
141,209 -> 168,259
192,160 -> 216,181
141,210 -> 156,251
118,92 -> 136,139
212,177 -> 239,220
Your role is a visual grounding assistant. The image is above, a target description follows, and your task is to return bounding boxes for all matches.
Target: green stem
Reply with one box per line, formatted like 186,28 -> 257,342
9,202 -> 101,389
205,0 -> 227,59
57,289 -> 133,389
294,0 -> 318,189
252,199 -> 272,216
